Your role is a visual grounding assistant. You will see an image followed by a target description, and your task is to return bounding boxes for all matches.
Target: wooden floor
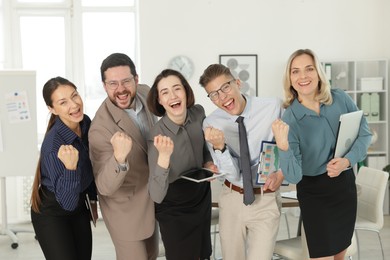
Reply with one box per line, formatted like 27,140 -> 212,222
0,211 -> 389,260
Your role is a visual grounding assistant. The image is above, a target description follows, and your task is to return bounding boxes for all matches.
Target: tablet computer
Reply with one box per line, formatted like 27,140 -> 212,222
181,168 -> 226,183
334,110 -> 363,158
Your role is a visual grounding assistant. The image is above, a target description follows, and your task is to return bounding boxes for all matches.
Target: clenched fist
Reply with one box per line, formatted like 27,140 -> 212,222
58,145 -> 79,170
272,119 -> 289,151
204,126 -> 225,150
110,131 -> 132,164
154,135 -> 174,169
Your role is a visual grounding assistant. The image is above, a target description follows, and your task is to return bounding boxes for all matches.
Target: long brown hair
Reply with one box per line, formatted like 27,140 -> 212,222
30,77 -> 77,213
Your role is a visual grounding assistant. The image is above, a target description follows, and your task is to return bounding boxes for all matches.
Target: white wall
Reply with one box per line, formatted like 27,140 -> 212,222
139,0 -> 390,115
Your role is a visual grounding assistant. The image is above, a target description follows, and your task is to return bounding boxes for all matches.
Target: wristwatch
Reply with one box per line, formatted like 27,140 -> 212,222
214,144 -> 227,154
116,161 -> 129,172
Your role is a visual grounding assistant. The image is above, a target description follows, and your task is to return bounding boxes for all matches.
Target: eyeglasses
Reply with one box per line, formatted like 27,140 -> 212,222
105,76 -> 135,90
207,79 -> 235,101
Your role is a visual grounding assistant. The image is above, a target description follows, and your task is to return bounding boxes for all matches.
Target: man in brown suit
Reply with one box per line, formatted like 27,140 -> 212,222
89,53 -> 158,260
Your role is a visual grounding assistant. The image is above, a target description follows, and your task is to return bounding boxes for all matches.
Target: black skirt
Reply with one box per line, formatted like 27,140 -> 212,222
155,178 -> 212,260
297,168 -> 357,258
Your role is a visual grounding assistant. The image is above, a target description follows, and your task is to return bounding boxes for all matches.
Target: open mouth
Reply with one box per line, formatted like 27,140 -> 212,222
223,98 -> 234,110
117,93 -> 129,100
170,101 -> 181,109
298,80 -> 311,87
70,108 -> 82,117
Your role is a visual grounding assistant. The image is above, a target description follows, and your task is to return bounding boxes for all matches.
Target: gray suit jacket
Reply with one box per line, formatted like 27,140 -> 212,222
89,84 -> 156,242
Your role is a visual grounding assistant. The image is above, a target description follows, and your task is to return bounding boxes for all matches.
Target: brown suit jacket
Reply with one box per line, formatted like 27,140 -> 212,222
89,84 -> 156,242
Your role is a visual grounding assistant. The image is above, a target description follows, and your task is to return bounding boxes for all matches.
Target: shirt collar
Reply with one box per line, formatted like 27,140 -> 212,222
125,96 -> 143,115
290,98 -> 323,120
55,116 -> 86,143
234,94 -> 251,122
161,107 -> 193,135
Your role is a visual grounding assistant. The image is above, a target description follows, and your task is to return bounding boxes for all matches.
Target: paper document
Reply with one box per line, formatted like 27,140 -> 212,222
256,141 -> 289,186
281,191 -> 297,200
5,90 -> 31,124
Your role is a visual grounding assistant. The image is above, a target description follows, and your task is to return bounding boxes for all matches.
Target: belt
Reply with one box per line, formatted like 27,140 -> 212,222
224,179 -> 274,194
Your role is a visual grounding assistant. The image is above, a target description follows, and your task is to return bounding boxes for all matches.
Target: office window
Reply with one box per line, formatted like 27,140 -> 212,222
20,16 -> 66,134
83,11 -> 136,117
82,0 -> 134,6
4,0 -> 137,137
17,0 -> 63,2
0,1 -> 3,69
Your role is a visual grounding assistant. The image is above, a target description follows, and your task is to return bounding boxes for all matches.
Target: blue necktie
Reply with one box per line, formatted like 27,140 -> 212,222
236,116 -> 255,205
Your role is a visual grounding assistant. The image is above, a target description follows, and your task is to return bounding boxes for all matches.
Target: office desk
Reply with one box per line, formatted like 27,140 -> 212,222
281,197 -> 299,208
281,197 -> 301,236
212,197 -> 299,208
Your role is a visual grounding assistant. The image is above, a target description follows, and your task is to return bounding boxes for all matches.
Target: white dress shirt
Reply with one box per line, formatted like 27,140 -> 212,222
203,95 -> 283,188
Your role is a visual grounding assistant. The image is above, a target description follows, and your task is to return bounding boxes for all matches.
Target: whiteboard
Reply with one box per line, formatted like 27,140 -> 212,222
0,70 -> 38,177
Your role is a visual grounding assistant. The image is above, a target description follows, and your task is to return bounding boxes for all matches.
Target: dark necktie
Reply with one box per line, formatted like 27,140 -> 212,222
236,116 -> 255,205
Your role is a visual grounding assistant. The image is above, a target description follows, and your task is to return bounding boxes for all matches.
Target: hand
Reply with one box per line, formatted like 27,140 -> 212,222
57,145 -> 79,170
263,170 -> 284,191
203,161 -> 218,173
154,135 -> 174,169
110,132 -> 132,164
326,158 -> 350,178
204,126 -> 225,150
272,119 -> 289,151
203,161 -> 219,182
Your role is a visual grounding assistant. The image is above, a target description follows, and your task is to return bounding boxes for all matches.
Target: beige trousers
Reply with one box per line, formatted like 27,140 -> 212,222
112,226 -> 159,260
218,185 -> 281,260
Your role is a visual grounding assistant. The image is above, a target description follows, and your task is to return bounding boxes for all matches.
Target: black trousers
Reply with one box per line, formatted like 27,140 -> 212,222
31,187 -> 92,260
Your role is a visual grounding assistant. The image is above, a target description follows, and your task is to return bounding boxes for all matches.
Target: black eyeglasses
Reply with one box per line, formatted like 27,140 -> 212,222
105,76 -> 135,90
207,79 -> 235,101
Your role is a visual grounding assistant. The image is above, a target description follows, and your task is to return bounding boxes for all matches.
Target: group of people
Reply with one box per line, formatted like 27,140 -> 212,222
30,49 -> 372,260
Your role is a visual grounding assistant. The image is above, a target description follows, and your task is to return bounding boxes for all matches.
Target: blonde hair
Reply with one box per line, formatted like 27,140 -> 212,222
282,49 -> 332,108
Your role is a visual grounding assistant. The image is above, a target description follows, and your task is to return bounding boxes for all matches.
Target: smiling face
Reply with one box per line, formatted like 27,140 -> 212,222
103,65 -> 138,109
157,75 -> 187,124
49,84 -> 84,130
204,74 -> 246,115
289,53 -> 320,102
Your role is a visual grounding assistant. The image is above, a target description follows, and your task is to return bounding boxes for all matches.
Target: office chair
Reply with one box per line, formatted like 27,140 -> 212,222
355,166 -> 389,260
210,206 -> 221,260
210,180 -> 223,260
280,210 -> 291,239
273,222 -> 308,260
157,225 -> 165,257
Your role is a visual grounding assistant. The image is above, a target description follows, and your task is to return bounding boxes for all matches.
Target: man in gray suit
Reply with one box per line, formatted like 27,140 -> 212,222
89,53 -> 158,260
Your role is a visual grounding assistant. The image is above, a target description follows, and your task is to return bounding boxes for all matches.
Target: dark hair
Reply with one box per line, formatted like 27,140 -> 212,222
31,76 -> 77,213
199,63 -> 233,88
42,76 -> 77,107
100,53 -> 137,82
147,69 -> 195,117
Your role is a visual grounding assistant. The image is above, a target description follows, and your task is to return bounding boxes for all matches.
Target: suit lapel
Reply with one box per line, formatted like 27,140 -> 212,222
105,98 -> 148,153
